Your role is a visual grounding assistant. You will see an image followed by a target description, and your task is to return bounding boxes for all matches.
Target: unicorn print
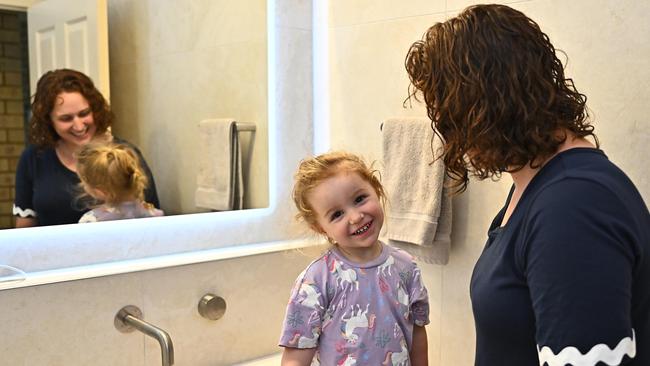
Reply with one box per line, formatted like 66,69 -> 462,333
378,255 -> 395,277
337,354 -> 357,366
289,326 -> 320,348
330,259 -> 359,291
299,283 -> 323,309
341,304 -> 376,343
397,284 -> 409,307
382,339 -> 409,366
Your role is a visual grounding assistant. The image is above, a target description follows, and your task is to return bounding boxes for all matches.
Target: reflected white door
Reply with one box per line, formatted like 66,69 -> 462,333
27,0 -> 110,99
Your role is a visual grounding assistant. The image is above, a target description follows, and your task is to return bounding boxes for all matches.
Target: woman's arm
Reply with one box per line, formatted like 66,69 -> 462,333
410,325 -> 428,366
281,347 -> 316,366
14,147 -> 37,228
15,217 -> 37,228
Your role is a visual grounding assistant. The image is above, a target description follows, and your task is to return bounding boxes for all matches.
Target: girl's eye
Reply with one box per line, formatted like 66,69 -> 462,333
78,109 -> 91,117
330,210 -> 343,221
354,194 -> 367,204
58,115 -> 73,122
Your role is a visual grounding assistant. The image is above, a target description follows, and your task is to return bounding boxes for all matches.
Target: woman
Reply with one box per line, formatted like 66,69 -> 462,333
13,69 -> 160,227
405,4 -> 649,366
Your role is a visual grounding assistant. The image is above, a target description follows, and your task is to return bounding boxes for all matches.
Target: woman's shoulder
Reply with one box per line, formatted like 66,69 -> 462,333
19,144 -> 53,160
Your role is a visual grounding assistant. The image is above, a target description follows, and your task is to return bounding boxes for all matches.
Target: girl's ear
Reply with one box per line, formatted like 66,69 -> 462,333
310,223 -> 325,235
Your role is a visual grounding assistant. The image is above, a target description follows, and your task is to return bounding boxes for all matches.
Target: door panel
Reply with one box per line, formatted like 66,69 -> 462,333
28,0 -> 109,99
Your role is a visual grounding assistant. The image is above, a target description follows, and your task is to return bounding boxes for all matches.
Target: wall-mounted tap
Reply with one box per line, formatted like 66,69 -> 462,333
115,305 -> 174,366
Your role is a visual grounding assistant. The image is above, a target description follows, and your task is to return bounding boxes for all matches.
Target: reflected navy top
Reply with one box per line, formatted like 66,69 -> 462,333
14,138 -> 160,226
470,148 -> 649,366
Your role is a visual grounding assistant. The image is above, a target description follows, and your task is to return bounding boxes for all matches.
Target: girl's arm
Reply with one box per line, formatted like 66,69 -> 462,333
410,325 -> 428,366
281,347 -> 317,366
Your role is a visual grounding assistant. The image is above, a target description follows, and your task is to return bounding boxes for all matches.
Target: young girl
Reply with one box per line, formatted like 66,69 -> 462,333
76,141 -> 163,223
279,151 -> 429,366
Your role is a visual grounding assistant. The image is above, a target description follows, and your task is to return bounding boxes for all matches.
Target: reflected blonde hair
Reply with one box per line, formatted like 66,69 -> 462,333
292,151 -> 385,232
76,141 -> 149,206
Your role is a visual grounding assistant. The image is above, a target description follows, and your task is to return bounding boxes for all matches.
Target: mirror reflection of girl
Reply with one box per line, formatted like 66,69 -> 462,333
76,142 -> 163,223
13,69 -> 160,227
279,151 -> 429,366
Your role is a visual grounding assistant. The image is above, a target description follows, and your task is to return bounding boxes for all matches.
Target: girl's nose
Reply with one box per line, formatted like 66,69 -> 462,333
349,211 -> 365,225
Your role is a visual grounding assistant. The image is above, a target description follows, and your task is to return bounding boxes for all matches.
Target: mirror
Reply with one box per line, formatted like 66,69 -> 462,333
5,0 -> 269,231
0,0 -> 314,283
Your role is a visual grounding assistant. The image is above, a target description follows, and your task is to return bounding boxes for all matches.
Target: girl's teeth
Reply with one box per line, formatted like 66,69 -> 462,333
354,222 -> 371,235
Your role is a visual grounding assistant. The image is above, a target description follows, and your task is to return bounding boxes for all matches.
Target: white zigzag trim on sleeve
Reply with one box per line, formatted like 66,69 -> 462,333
537,329 -> 636,366
12,204 -> 37,218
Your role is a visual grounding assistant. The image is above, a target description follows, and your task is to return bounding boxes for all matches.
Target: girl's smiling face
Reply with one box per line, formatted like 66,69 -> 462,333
307,171 -> 384,262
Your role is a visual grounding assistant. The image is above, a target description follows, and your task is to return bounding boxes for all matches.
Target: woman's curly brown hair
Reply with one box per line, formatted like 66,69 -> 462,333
29,69 -> 113,149
405,4 -> 598,192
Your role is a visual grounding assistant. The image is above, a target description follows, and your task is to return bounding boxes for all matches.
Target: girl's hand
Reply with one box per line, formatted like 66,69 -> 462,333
410,325 -> 429,366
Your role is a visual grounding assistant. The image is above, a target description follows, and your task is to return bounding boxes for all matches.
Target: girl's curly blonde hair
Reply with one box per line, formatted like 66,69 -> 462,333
292,151 -> 386,232
76,141 -> 149,206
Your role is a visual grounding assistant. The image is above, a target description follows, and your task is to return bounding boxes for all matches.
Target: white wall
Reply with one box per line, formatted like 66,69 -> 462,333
327,0 -> 650,364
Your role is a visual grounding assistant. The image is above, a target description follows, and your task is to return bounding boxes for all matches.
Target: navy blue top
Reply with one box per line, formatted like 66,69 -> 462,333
14,138 -> 160,226
470,148 -> 649,366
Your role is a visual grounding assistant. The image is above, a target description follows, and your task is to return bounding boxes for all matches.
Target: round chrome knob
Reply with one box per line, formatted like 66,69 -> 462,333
198,294 -> 226,321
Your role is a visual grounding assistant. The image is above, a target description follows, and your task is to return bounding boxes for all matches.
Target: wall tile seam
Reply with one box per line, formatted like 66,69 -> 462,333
445,0 -> 535,13
329,10 -> 448,30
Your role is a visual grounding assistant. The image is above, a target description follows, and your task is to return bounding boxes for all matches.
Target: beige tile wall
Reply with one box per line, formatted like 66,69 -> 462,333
327,1 -> 650,365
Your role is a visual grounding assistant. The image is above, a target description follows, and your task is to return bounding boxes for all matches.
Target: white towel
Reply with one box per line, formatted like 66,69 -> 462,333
381,117 -> 452,265
195,119 -> 244,211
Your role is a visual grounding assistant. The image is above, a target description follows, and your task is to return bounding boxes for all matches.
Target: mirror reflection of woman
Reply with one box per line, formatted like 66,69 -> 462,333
13,69 -> 160,227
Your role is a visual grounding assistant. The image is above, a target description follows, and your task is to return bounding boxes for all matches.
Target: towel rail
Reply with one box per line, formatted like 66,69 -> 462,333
235,122 -> 256,132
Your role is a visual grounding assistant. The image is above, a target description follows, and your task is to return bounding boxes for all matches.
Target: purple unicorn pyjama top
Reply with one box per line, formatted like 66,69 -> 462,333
279,242 -> 430,365
78,200 -> 163,223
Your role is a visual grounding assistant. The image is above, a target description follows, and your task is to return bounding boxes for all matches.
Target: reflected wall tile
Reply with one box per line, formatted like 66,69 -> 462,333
192,0 -> 267,51
107,0 -> 151,64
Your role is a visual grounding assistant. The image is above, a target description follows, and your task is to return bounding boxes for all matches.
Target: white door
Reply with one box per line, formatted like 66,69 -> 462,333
27,0 -> 110,99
